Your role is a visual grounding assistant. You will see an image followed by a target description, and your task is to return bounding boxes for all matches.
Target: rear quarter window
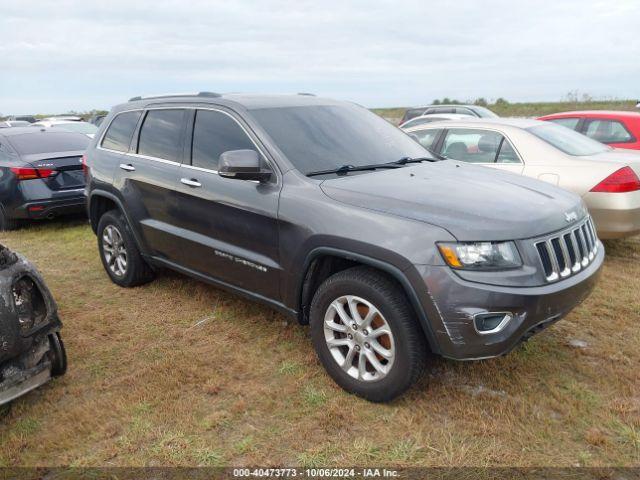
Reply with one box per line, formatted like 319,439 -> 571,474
101,111 -> 143,152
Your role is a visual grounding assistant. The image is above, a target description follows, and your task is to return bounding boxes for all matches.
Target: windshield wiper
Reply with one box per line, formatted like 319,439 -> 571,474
307,163 -> 403,177
393,153 -> 444,164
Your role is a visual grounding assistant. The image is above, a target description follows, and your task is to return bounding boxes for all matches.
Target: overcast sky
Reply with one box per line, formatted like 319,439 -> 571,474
1,0 -> 638,114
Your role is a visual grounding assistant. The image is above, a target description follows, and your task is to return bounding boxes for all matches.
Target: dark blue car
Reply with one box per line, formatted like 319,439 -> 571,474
0,127 -> 89,230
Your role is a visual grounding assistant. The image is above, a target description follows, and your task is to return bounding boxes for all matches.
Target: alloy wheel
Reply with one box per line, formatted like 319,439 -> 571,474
323,295 -> 395,381
102,225 -> 128,277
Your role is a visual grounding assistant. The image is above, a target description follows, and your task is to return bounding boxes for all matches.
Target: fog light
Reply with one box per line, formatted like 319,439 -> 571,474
474,312 -> 512,335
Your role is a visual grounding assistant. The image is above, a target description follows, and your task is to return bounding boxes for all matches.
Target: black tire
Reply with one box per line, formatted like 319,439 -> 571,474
310,266 -> 427,402
0,207 -> 19,231
97,209 -> 155,287
49,332 -> 67,377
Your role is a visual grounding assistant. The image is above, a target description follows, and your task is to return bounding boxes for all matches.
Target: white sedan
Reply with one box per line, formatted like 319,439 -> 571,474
31,120 -> 98,138
404,118 -> 640,239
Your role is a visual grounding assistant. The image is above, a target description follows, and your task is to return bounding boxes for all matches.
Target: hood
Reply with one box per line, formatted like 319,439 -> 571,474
320,161 -> 587,241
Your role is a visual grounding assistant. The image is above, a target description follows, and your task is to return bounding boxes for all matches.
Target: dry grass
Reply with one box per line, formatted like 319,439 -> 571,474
0,220 -> 638,467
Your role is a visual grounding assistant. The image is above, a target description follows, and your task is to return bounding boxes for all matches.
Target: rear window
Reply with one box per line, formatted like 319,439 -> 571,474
527,123 -> 610,156
101,111 -> 142,152
6,132 -> 89,155
137,109 -> 186,162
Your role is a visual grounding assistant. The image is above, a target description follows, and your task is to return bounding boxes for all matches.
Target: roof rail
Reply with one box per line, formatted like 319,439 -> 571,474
297,92 -> 316,96
128,91 -> 222,102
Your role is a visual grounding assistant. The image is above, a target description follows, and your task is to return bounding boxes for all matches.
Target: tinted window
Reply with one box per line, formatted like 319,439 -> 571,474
192,110 -> 256,169
410,129 -> 441,150
442,129 -> 503,163
6,131 -> 89,155
138,109 -> 186,162
454,107 -> 474,116
548,117 -> 580,130
426,107 -> 454,114
251,104 -> 429,175
527,123 -> 610,156
403,108 -> 426,121
102,111 -> 142,152
584,119 -> 634,143
470,106 -> 499,118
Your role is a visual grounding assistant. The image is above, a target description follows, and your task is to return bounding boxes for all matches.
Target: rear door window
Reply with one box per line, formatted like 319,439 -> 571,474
584,119 -> 634,143
441,129 -> 520,163
137,109 -> 186,162
191,110 -> 258,170
101,111 -> 142,152
547,117 -> 580,130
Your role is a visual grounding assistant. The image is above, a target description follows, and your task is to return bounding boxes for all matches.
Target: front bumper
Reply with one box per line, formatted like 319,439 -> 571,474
411,244 -> 604,360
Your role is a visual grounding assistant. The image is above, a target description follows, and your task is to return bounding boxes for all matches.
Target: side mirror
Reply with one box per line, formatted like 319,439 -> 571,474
218,149 -> 271,182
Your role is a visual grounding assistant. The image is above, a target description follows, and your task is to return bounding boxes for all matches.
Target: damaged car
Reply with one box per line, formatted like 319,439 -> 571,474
0,243 -> 66,410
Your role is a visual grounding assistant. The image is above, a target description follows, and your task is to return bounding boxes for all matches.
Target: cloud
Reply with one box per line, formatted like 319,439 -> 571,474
0,0 -> 638,113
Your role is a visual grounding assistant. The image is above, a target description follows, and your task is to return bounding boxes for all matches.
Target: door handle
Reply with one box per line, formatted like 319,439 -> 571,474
180,178 -> 202,188
119,163 -> 135,172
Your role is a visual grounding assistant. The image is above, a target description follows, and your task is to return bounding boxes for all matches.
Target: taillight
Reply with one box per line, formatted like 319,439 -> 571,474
590,166 -> 640,193
10,167 -> 58,181
81,154 -> 88,177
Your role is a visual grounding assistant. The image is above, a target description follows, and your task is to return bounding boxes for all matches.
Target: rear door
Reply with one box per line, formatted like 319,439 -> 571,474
116,108 -> 187,260
171,108 -> 282,300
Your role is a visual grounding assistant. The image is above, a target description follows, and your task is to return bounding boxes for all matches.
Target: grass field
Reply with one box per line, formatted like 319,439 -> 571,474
0,220 -> 639,467
373,99 -> 639,124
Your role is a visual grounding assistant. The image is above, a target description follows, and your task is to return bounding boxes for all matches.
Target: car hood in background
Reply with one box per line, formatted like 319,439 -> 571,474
320,161 -> 587,241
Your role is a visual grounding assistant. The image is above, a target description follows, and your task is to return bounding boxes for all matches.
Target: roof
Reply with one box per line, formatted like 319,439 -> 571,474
406,117 -> 543,129
119,92 -> 344,112
407,104 -> 479,110
539,110 -> 640,119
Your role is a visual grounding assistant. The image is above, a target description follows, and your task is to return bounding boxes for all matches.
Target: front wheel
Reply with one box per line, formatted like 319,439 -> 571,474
310,267 -> 426,402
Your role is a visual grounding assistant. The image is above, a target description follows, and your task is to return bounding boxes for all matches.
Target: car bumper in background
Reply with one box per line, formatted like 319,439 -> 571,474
10,190 -> 86,220
584,190 -> 640,239
411,245 -> 604,360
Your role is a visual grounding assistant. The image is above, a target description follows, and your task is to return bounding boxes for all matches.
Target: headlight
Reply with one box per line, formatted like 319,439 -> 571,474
437,241 -> 522,270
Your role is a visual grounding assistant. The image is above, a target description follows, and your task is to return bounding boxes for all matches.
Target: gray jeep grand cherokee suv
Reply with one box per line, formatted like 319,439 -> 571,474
85,92 -> 603,402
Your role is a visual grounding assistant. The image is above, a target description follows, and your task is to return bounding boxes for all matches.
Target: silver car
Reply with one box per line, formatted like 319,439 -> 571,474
405,118 -> 640,239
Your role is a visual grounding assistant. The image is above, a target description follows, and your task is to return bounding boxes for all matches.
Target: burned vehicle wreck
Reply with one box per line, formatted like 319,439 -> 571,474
0,243 -> 66,409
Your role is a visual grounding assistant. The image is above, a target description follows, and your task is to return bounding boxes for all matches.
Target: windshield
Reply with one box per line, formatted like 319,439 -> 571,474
527,123 -> 610,156
51,122 -> 98,134
250,104 -> 429,175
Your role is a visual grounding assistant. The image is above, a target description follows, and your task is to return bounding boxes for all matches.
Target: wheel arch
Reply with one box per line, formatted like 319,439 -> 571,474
298,247 -> 440,355
88,190 -> 148,256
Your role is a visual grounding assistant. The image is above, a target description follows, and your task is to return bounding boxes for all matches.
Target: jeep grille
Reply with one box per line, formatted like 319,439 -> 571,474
534,217 -> 598,282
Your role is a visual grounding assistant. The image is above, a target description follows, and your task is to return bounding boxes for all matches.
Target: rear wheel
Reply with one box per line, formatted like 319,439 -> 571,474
97,210 -> 155,287
310,266 -> 426,402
